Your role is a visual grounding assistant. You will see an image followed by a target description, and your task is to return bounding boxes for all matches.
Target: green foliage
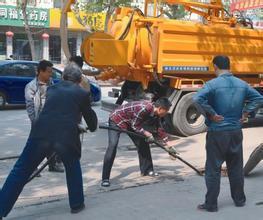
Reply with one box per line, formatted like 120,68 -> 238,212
162,4 -> 188,19
81,0 -> 131,13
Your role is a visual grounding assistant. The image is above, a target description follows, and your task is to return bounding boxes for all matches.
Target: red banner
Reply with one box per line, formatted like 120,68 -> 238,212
230,0 -> 263,11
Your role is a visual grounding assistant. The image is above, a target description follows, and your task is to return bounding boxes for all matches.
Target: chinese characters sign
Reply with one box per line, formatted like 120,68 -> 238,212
49,9 -> 105,31
230,0 -> 263,11
0,5 -> 49,27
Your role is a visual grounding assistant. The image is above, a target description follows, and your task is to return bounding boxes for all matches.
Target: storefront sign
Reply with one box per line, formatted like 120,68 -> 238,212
0,5 -> 49,27
230,0 -> 263,11
49,9 -> 105,31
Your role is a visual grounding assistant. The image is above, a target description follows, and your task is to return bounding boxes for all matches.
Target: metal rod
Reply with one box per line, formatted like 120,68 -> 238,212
27,152 -> 56,183
99,125 -> 203,176
0,155 -> 19,161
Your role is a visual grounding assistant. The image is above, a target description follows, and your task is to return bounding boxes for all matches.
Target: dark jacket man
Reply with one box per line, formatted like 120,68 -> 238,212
30,79 -> 97,158
193,55 -> 263,212
0,63 -> 97,218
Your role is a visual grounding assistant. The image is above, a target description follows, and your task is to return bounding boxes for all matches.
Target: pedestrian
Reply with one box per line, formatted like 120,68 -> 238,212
0,63 -> 98,219
101,97 -> 173,187
69,56 -> 91,92
25,60 -> 64,173
193,55 -> 263,212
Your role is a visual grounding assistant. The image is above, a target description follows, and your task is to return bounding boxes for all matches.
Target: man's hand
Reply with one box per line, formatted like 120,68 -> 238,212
209,114 -> 224,123
240,112 -> 249,123
164,140 -> 178,154
144,131 -> 154,143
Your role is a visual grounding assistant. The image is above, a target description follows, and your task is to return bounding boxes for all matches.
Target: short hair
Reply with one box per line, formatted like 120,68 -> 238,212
69,56 -> 84,68
37,60 -> 53,74
212,55 -> 230,70
154,97 -> 172,110
62,63 -> 82,83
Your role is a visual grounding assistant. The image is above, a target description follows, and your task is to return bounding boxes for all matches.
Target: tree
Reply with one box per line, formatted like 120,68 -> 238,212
16,0 -> 36,61
162,4 -> 188,19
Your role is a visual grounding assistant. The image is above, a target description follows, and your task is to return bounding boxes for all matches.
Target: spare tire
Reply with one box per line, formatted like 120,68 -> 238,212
244,143 -> 263,176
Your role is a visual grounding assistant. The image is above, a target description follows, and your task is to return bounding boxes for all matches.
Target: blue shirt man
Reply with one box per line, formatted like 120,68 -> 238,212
193,55 -> 263,212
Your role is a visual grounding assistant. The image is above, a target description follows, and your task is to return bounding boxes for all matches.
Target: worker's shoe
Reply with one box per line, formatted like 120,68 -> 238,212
48,163 -> 64,173
197,204 -> 218,212
101,180 -> 111,187
71,203 -> 85,214
142,171 -> 159,177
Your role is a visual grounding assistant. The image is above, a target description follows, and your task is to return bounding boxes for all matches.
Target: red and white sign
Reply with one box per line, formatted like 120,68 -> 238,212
230,0 -> 263,11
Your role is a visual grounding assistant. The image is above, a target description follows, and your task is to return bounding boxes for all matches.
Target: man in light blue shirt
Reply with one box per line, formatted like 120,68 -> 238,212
193,55 -> 263,212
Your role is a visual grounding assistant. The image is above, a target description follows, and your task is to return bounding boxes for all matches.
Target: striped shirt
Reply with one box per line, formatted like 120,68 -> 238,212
110,101 -> 168,141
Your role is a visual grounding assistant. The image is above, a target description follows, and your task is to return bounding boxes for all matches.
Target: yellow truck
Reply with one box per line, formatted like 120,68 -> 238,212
64,0 -> 263,136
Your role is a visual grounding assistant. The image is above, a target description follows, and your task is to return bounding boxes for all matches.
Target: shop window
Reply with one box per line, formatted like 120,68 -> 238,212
49,35 -> 61,63
13,34 -> 42,61
69,37 -> 77,57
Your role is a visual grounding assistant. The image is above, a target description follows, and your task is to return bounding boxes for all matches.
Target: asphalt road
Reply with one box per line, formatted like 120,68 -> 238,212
0,87 -> 262,220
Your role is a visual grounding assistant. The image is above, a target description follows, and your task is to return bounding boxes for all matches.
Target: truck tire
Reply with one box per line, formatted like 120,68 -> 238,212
244,144 -> 263,176
0,92 -> 6,109
172,92 -> 207,136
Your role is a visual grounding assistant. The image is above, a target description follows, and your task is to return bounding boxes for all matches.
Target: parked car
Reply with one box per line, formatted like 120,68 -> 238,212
0,60 -> 101,108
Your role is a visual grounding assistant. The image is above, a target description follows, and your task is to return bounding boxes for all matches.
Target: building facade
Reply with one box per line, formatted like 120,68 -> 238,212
0,0 -> 105,64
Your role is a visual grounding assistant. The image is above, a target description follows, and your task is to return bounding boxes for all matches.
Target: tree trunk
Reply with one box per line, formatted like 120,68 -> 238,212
104,0 -> 115,32
20,0 -> 36,61
60,0 -> 71,61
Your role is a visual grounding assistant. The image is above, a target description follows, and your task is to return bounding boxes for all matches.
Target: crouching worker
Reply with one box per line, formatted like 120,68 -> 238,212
0,63 -> 98,219
101,98 -> 172,187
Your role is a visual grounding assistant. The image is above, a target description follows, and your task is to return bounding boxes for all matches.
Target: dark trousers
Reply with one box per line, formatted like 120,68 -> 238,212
48,153 -> 62,168
102,120 -> 154,180
0,138 -> 84,217
205,129 -> 246,209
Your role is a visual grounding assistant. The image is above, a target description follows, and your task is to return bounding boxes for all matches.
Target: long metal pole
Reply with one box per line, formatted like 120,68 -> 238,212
99,125 -> 203,176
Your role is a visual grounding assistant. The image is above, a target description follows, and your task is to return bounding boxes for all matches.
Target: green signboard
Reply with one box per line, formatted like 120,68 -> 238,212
0,5 -> 49,28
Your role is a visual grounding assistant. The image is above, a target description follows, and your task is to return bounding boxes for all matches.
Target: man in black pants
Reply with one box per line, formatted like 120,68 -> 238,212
0,64 -> 98,219
193,55 -> 263,212
101,98 -> 172,187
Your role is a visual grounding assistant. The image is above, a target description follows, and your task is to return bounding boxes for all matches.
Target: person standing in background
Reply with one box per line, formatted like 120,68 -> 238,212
25,60 -> 64,173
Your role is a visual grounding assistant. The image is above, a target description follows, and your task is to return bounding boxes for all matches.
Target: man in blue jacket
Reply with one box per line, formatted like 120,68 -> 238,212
0,64 -> 98,219
193,55 -> 263,212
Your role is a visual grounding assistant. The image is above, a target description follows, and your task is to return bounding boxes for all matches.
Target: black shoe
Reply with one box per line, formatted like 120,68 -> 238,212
142,171 -> 159,177
235,202 -> 246,207
101,180 -> 111,187
197,203 -> 218,212
71,203 -> 85,214
48,163 -> 64,173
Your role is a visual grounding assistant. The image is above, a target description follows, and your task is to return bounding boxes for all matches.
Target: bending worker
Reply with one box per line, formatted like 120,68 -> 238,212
101,97 -> 172,187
